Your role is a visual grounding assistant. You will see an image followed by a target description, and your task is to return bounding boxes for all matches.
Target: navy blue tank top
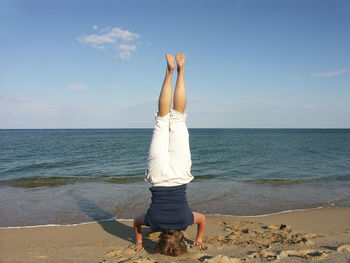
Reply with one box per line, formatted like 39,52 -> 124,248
144,184 -> 194,231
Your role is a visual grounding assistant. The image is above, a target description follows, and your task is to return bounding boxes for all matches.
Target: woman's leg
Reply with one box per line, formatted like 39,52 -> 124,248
173,54 -> 186,113
145,54 -> 176,185
168,54 -> 193,184
158,54 -> 176,117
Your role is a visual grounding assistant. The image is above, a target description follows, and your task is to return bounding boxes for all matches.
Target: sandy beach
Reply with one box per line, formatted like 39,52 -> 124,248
1,208 -> 350,263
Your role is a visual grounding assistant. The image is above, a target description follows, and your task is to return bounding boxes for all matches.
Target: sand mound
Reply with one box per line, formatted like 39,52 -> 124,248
206,220 -> 318,250
249,249 -> 329,261
278,249 -> 328,260
337,244 -> 350,253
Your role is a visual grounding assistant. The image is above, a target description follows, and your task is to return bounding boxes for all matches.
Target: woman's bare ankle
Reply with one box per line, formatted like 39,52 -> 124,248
177,65 -> 185,72
166,54 -> 176,73
175,54 -> 186,69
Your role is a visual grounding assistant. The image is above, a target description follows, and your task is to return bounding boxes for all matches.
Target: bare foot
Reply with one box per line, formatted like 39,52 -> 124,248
175,53 -> 186,69
165,54 -> 176,72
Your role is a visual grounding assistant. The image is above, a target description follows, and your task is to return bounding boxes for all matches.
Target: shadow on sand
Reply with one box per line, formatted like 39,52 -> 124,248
68,189 -> 157,253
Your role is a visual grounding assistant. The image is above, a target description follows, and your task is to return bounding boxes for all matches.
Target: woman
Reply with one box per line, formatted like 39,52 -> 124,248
133,54 -> 207,256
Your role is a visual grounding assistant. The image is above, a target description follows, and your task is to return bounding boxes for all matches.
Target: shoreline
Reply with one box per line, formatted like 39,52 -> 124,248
0,206 -> 336,229
2,177 -> 349,228
1,207 -> 350,262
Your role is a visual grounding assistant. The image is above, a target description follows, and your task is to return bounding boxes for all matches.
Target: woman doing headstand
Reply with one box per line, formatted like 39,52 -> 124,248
133,54 -> 207,256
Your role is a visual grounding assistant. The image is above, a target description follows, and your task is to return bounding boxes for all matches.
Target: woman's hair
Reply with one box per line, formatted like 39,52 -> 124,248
155,230 -> 187,257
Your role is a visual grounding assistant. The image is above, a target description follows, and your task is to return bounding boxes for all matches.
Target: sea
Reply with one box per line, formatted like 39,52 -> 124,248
1,129 -> 350,227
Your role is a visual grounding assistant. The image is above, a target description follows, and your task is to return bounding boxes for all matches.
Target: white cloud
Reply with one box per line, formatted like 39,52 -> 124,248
78,26 -> 139,47
118,44 -> 137,52
68,83 -> 88,91
311,69 -> 348,77
78,27 -> 138,45
117,44 -> 137,61
77,26 -> 140,61
117,52 -> 130,61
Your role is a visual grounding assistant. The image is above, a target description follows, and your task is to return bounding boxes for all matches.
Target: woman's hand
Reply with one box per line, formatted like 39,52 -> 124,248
130,242 -> 144,251
193,240 -> 208,250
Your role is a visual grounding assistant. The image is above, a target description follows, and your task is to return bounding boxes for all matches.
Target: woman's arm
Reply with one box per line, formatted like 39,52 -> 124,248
133,214 -> 145,250
193,212 -> 207,250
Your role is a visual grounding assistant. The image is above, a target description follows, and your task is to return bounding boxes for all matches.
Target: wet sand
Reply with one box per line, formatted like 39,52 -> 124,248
1,208 -> 350,263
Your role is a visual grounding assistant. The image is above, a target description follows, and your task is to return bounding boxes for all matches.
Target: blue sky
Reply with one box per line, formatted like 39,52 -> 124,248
0,0 -> 349,128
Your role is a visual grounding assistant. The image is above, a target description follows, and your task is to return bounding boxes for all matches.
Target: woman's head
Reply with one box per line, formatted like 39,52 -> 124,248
155,230 -> 187,256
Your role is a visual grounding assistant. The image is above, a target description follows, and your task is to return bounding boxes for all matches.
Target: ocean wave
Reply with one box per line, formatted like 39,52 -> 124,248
1,173 -> 349,188
4,160 -> 82,173
244,176 -> 350,186
0,174 -> 218,188
0,217 -> 118,229
0,176 -> 144,188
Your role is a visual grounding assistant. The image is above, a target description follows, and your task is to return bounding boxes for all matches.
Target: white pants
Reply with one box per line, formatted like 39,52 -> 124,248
145,109 -> 194,186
